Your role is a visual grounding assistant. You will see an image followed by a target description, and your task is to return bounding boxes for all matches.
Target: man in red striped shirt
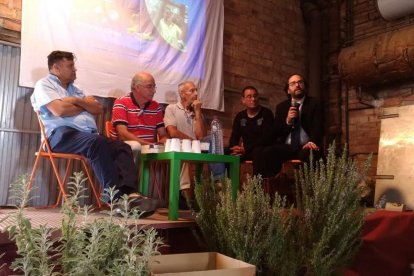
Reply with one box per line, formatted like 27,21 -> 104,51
110,72 -> 168,160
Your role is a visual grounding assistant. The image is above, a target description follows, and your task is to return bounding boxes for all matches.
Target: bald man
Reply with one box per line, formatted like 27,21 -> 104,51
110,72 -> 168,161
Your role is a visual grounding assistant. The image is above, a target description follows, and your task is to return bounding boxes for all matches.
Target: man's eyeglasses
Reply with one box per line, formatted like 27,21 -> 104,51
183,88 -> 198,93
244,94 -> 258,99
288,80 -> 304,87
138,84 -> 157,90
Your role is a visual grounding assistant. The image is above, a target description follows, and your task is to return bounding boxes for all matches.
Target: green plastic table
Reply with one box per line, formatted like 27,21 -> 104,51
139,152 -> 240,220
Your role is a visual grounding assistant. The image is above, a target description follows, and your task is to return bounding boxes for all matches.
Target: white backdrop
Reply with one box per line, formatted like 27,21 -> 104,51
20,0 -> 224,111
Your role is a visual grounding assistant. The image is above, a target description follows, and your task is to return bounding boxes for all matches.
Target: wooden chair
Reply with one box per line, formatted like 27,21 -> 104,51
27,112 -> 102,208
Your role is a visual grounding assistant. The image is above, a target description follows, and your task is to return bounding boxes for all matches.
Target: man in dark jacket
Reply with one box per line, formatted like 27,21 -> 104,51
253,74 -> 323,177
229,86 -> 274,161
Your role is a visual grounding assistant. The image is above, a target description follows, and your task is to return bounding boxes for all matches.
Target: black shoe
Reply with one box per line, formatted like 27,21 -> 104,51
114,198 -> 160,218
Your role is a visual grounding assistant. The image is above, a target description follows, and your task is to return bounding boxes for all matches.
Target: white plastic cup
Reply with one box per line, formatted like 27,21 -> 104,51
165,139 -> 172,152
181,139 -> 192,152
191,140 -> 201,153
200,142 -> 210,152
170,138 -> 181,152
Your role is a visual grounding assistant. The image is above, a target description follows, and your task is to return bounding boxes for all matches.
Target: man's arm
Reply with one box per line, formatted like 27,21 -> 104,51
166,125 -> 193,140
192,99 -> 206,140
46,96 -> 103,117
63,96 -> 103,115
115,124 -> 152,145
46,99 -> 84,117
156,127 -> 168,144
229,112 -> 244,155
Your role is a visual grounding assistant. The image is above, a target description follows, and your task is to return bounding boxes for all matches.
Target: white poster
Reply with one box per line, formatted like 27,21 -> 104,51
20,0 -> 224,111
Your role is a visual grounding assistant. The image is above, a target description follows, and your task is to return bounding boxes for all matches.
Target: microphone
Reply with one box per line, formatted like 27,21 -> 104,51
291,100 -> 300,128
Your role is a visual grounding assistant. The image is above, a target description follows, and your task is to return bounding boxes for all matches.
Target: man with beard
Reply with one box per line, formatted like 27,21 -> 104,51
164,81 -> 206,206
253,74 -> 323,177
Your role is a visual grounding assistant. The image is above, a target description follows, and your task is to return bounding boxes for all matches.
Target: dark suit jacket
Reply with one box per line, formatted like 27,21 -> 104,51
270,96 -> 323,147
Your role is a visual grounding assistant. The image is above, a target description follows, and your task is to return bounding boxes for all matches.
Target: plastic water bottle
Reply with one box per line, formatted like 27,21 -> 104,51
209,117 -> 225,180
210,117 -> 224,155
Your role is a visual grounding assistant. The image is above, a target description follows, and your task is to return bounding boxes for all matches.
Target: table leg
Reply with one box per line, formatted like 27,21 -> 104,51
168,158 -> 181,220
229,160 -> 240,200
139,159 -> 150,196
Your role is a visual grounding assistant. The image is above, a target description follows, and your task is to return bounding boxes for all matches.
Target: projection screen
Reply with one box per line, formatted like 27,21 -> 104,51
20,0 -> 224,111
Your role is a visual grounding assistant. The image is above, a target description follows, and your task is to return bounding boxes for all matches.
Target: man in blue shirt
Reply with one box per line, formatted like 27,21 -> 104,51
31,50 -> 146,204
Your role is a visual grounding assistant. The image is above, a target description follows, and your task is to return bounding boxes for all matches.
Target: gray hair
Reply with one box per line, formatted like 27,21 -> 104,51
178,81 -> 196,93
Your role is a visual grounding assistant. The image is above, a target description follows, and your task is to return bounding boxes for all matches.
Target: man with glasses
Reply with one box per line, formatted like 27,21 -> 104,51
164,81 -> 206,208
31,51 -> 151,207
110,71 -> 168,162
253,74 -> 323,177
228,86 -> 274,161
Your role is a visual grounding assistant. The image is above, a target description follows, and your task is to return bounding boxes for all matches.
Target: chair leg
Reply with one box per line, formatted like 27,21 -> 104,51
27,153 -> 42,193
48,155 -> 69,206
54,159 -> 73,207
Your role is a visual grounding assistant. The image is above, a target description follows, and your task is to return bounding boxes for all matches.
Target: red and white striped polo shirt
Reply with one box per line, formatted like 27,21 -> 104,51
110,93 -> 164,142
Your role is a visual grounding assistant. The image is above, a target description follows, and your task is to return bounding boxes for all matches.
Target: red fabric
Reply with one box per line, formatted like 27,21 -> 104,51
346,210 -> 414,276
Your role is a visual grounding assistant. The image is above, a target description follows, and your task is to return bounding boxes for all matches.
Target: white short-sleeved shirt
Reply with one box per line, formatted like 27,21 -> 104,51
164,102 -> 199,139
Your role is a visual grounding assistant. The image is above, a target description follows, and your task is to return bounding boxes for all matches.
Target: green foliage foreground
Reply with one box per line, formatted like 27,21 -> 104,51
3,172 -> 163,276
195,144 -> 370,276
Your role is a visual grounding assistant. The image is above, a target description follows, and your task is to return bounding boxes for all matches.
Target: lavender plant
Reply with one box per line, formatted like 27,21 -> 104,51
5,172 -> 163,276
195,174 -> 294,273
195,143 -> 370,276
294,144 -> 370,275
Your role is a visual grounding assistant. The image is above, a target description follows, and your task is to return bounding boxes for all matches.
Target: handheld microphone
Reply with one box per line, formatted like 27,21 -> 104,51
291,100 -> 300,127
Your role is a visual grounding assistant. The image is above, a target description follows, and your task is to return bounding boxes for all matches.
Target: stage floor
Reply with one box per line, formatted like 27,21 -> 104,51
0,206 -> 196,233
0,207 -> 203,275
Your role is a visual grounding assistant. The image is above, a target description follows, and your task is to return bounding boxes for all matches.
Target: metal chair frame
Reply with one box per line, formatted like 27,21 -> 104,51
27,112 -> 102,208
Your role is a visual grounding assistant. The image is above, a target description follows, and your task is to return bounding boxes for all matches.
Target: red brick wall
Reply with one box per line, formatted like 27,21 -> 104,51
0,0 -> 21,43
333,0 -> 414,178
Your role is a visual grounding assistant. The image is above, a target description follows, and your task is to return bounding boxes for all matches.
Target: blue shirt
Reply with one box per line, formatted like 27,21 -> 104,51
31,74 -> 98,137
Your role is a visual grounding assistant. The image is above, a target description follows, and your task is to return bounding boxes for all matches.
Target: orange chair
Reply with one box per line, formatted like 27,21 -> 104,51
105,120 -> 112,138
27,112 -> 102,208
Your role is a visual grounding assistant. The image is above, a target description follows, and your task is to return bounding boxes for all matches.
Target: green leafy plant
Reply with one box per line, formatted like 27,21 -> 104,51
5,172 -> 163,276
293,144 -> 370,275
195,143 -> 370,276
195,174 -> 296,274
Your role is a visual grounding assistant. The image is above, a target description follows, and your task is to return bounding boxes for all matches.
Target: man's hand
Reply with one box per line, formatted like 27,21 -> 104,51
230,145 -> 245,156
191,99 -> 202,112
302,141 -> 319,151
286,106 -> 299,125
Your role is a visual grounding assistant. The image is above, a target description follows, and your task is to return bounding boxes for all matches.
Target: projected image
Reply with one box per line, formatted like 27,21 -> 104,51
21,0 -> 224,110
146,0 -> 188,51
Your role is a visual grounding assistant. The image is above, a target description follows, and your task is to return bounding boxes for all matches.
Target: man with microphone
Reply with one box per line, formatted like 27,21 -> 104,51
253,74 -> 323,177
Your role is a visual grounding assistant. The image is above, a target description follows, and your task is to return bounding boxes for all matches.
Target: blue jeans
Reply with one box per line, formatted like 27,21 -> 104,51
48,126 -> 138,197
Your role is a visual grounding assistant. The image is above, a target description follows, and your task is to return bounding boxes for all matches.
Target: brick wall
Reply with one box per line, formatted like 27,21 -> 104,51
333,0 -> 414,179
0,0 -> 21,43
